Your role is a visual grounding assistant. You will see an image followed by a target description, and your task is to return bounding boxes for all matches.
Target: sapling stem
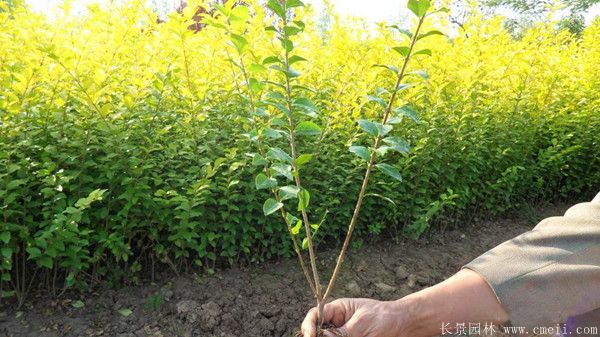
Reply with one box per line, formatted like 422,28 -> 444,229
226,38 -> 317,294
322,16 -> 426,303
280,10 -> 324,315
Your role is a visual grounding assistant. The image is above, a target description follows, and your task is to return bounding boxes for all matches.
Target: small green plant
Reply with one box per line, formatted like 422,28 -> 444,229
209,0 -> 446,332
146,292 -> 164,311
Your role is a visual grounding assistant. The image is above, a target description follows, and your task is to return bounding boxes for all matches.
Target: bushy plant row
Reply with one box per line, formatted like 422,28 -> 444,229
0,0 -> 598,304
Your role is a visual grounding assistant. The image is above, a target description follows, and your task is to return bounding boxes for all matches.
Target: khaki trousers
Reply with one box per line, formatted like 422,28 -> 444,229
464,192 -> 600,331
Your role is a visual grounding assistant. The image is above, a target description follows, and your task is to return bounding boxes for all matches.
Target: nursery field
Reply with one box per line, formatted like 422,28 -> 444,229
1,0 -> 599,318
0,202 -> 572,337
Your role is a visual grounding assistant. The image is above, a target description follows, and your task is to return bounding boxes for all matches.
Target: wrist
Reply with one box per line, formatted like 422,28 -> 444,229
393,290 -> 441,337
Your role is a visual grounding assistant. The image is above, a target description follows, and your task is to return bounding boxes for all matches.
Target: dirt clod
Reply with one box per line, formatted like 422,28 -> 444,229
394,265 -> 409,280
345,281 -> 362,297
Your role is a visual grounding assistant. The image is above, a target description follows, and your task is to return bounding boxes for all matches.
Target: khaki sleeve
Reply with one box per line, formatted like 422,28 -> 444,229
463,192 -> 600,330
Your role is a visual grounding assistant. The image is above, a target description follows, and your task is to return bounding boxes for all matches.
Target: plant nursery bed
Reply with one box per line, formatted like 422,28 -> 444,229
0,203 -> 571,337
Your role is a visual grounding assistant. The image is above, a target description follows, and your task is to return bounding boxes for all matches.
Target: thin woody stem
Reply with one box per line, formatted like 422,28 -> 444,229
322,16 -> 426,302
229,46 -> 317,294
280,10 -> 324,319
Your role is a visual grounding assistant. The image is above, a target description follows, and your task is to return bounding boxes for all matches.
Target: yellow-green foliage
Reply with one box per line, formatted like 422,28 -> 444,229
0,0 -> 598,298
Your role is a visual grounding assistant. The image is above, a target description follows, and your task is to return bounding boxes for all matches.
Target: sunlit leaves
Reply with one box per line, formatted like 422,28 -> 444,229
267,0 -> 285,18
417,30 -> 445,40
392,46 -> 410,57
407,0 -> 431,17
288,55 -> 307,65
372,64 -> 399,74
413,49 -> 432,57
407,70 -> 429,80
387,25 -> 413,39
285,0 -> 305,8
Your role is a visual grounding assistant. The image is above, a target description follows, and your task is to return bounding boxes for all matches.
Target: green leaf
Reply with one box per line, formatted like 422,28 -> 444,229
117,308 -> 133,317
230,33 -> 248,54
248,63 -> 267,73
291,219 -> 303,235
286,0 -> 305,8
365,95 -> 386,107
408,70 -> 429,80
376,163 -> 403,181
376,145 -> 391,156
286,213 -> 299,224
302,237 -> 309,250
372,64 -> 398,74
383,137 -> 411,154
1,247 -> 11,258
392,46 -> 410,57
358,119 -> 378,136
6,179 -> 24,190
262,127 -> 284,139
267,147 -> 293,163
280,185 -> 300,200
377,123 -> 393,136
265,90 -> 286,101
262,56 -> 281,64
72,300 -> 85,309
252,154 -> 268,166
271,164 -> 293,181
294,121 -> 321,136
26,246 -> 41,258
295,154 -> 313,168
263,198 -> 284,216
393,105 -> 419,122
413,49 -> 432,56
255,173 -> 278,190
388,25 -> 412,39
0,232 -> 9,244
293,98 -> 319,116
288,55 -> 307,65
267,0 -> 286,18
407,0 -> 430,17
38,256 -> 53,269
284,26 -> 302,36
280,38 -> 294,52
349,146 -> 371,161
230,5 -> 250,21
297,189 -> 310,211
359,120 -> 392,136
417,30 -> 445,40
365,193 -> 397,206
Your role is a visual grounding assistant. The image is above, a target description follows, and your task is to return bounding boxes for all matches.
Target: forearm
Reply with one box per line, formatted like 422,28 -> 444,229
397,269 -> 509,336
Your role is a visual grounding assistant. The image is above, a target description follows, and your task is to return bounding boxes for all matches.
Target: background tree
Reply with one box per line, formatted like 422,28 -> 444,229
483,0 -> 600,35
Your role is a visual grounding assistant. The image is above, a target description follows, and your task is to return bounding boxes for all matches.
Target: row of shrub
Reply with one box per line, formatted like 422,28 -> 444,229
0,0 -> 598,304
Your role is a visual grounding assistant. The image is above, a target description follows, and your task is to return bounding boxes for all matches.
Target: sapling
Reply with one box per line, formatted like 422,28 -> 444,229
208,0 -> 445,333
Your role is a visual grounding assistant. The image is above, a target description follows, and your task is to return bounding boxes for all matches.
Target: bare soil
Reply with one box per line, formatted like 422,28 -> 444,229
0,203 -> 570,337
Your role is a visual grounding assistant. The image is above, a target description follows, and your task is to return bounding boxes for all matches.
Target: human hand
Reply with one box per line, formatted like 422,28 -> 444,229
301,298 -> 414,337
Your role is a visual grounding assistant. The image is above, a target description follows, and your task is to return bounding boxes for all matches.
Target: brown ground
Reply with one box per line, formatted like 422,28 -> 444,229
0,203 -> 571,337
